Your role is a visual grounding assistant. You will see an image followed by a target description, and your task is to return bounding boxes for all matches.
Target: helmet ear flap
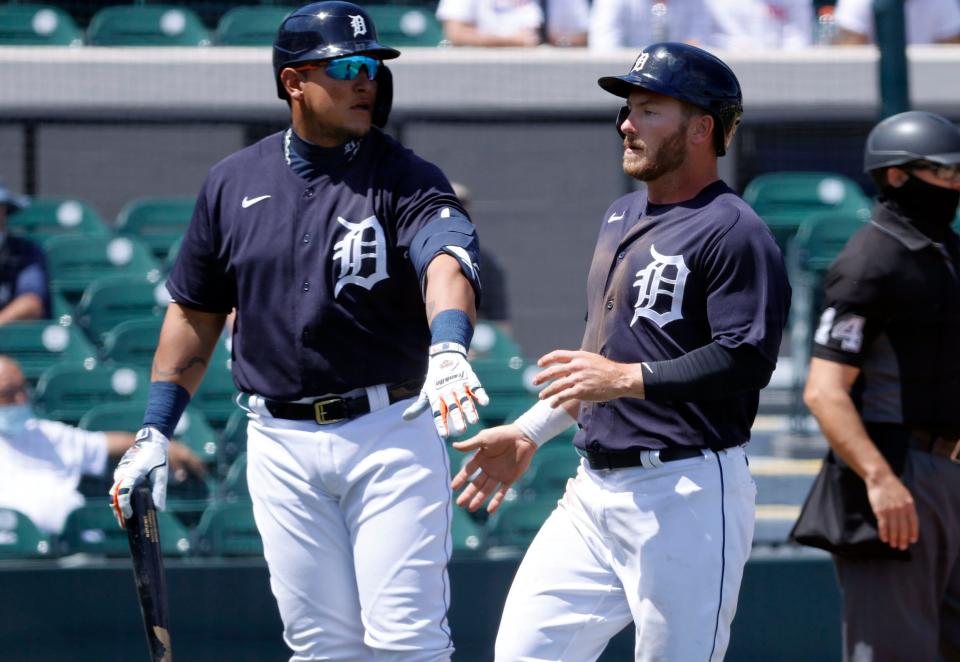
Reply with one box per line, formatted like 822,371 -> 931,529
372,64 -> 393,129
616,106 -> 629,139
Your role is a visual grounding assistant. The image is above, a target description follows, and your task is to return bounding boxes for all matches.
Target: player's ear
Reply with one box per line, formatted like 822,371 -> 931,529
886,167 -> 909,188
689,113 -> 714,147
280,67 -> 305,100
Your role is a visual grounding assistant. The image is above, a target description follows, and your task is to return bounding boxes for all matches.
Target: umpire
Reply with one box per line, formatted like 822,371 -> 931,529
803,111 -> 960,662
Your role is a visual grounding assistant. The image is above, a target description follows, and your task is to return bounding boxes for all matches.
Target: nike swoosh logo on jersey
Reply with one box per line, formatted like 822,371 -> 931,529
607,211 -> 626,223
242,195 -> 271,208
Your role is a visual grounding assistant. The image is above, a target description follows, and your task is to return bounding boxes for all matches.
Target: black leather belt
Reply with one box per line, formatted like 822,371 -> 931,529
578,446 -> 706,470
263,380 -> 422,425
909,431 -> 960,463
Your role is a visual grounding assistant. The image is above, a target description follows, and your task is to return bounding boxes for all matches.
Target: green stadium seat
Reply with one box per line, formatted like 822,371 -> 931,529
0,508 -> 53,559
50,291 -> 75,327
164,235 -> 183,273
74,275 -> 169,345
115,196 -> 195,262
470,321 -> 522,361
195,499 -> 262,556
215,6 -> 292,45
470,357 -> 538,424
34,362 -> 151,426
79,401 -> 219,468
192,354 -> 239,429
99,317 -> 163,367
742,172 -> 871,255
0,321 -> 96,384
517,439 -> 580,501
366,5 -> 443,46
44,234 -> 163,304
6,197 -> 110,241
786,209 -> 870,426
484,493 -> 558,551
221,452 -> 247,498
0,4 -> 83,46
87,5 -> 211,46
450,506 -> 484,557
60,500 -> 191,557
219,409 -> 249,474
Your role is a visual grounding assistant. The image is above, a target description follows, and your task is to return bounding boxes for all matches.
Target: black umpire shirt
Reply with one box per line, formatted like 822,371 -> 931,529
812,198 -> 960,436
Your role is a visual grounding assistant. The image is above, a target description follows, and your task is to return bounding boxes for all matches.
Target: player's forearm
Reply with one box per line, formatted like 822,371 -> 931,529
151,303 -> 227,394
423,254 -> 477,323
804,368 -> 895,486
0,293 -> 44,325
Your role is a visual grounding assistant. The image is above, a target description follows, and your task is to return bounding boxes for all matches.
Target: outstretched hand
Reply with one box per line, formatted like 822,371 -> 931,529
451,424 -> 537,513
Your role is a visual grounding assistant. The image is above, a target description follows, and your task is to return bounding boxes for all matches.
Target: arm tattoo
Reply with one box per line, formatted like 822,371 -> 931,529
154,356 -> 208,378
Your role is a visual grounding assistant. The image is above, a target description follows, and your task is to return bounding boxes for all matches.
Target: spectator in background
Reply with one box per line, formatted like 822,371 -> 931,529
834,0 -> 960,44
0,355 -> 205,535
706,0 -> 813,50
451,182 -> 512,333
438,0 -> 589,47
0,180 -> 49,325
589,0 -> 713,52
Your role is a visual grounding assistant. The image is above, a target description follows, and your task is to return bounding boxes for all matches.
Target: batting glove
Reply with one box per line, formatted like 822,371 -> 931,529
403,342 -> 490,438
110,427 -> 169,528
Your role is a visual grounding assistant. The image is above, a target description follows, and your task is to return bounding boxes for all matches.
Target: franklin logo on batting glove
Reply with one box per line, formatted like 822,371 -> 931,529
403,342 -> 489,437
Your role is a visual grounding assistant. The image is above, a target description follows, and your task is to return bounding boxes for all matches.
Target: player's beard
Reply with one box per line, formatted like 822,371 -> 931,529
622,120 -> 688,182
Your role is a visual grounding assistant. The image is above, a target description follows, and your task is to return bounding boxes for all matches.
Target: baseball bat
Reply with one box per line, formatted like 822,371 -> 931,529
126,484 -> 173,662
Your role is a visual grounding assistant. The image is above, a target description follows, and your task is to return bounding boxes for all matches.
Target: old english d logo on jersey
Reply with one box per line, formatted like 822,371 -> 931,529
630,244 -> 689,328
332,215 -> 388,298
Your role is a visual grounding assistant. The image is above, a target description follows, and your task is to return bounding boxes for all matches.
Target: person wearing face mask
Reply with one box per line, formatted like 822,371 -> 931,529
0,355 -> 205,536
801,111 -> 960,662
0,179 -> 50,325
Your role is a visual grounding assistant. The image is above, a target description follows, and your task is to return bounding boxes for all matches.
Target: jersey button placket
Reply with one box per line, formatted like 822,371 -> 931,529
605,300 -> 614,311
304,188 -> 314,198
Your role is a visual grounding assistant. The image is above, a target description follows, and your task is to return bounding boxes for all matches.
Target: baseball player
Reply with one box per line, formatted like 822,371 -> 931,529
452,43 -> 790,661
108,3 -> 486,660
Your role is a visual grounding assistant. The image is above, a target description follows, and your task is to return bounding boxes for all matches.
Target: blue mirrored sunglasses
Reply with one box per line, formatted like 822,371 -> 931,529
295,55 -> 381,81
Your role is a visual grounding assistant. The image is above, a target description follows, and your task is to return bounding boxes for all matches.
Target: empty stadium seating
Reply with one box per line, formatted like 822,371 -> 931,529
214,5 -> 291,46
87,5 -> 210,46
0,320 -> 97,384
33,362 -> 151,425
366,5 -> 444,47
195,499 -> 262,556
115,195 -> 195,262
0,4 -> 83,46
6,197 -> 110,241
0,508 -> 53,559
44,234 -> 162,304
74,275 -> 169,344
59,500 -> 191,556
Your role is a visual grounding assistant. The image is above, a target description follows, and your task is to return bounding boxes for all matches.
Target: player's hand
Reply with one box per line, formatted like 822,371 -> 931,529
110,427 -> 170,528
451,424 -> 537,513
403,342 -> 489,438
534,350 -> 642,407
865,472 -> 919,551
168,440 -> 207,483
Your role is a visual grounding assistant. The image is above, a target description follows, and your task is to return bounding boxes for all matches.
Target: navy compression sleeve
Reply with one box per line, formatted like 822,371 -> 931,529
642,342 -> 775,401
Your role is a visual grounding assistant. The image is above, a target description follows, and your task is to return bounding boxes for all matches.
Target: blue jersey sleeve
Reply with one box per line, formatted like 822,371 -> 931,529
700,212 -> 791,364
392,160 -> 481,297
166,176 -> 237,313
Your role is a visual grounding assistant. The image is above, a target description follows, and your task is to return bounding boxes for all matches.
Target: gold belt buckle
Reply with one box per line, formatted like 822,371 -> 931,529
313,398 -> 345,425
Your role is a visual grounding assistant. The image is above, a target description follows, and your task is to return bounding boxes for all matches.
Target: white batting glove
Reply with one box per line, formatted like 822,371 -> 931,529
403,342 -> 490,438
109,427 -> 169,528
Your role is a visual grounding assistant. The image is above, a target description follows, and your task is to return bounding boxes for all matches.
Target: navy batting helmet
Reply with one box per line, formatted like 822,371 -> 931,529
273,1 -> 400,126
863,110 -> 960,173
598,42 -> 743,156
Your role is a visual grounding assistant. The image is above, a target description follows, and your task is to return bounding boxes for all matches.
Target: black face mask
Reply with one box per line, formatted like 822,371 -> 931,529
885,174 -> 960,229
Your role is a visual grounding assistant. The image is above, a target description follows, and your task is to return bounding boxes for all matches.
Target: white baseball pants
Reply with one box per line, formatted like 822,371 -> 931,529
495,446 -> 756,662
245,394 -> 454,662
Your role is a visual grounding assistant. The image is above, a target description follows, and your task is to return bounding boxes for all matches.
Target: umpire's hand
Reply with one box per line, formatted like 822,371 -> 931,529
451,425 -> 537,513
403,342 -> 489,438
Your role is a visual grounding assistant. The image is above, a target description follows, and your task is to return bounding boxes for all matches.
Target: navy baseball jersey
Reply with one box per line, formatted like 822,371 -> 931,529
167,128 -> 476,400
575,180 -> 790,451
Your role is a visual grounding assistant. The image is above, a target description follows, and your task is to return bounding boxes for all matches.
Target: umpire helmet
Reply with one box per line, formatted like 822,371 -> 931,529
273,1 -> 400,127
863,111 -> 960,173
598,42 -> 743,156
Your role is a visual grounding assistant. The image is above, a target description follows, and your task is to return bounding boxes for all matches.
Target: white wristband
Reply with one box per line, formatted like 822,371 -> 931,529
514,399 -> 577,448
429,342 -> 467,356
